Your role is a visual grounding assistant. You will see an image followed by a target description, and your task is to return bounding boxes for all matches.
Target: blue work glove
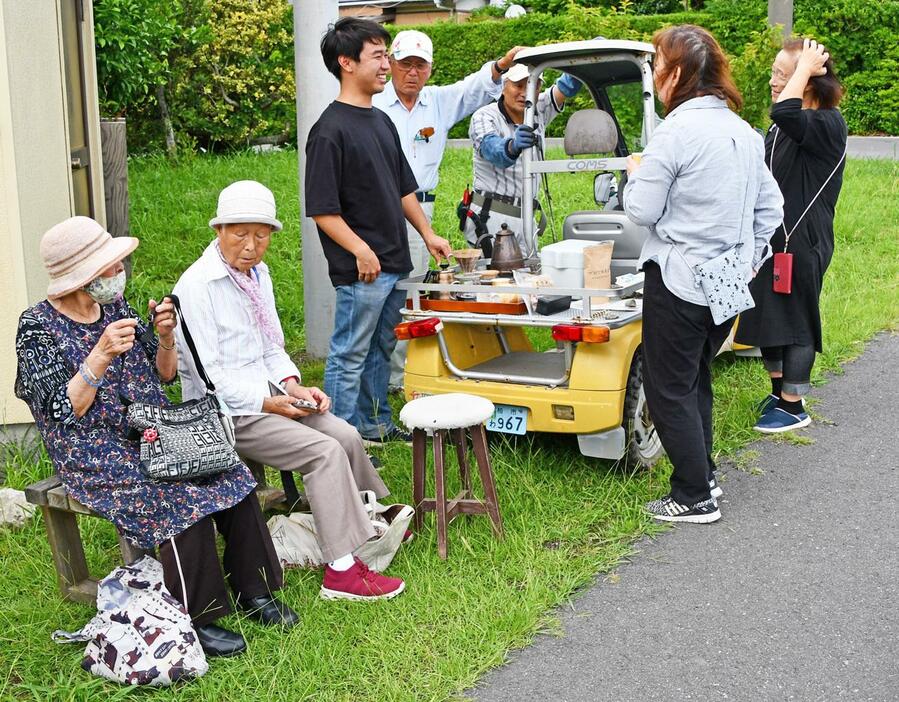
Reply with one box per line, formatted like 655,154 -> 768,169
505,124 -> 538,158
556,72 -> 582,98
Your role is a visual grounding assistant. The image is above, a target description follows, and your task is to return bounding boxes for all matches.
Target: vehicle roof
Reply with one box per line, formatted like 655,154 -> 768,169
513,40 -> 654,87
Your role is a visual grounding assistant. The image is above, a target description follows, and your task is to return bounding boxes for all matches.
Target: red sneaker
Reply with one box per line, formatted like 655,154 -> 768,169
320,558 -> 405,601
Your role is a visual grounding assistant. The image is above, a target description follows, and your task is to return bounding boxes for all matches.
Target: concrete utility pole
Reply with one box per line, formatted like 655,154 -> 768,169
768,0 -> 794,38
293,0 -> 339,358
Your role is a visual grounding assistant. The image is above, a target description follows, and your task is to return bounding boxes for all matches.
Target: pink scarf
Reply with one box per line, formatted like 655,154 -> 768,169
215,242 -> 285,348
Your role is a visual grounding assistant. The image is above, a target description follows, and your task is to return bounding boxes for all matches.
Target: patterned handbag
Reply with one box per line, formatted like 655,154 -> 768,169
53,556 -> 208,686
126,295 -> 241,481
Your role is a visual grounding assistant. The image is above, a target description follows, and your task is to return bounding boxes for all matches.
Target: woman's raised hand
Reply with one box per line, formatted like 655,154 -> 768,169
149,297 -> 177,340
95,318 -> 138,361
797,38 -> 829,77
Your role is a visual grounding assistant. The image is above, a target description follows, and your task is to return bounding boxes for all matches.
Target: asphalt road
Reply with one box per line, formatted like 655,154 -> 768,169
472,333 -> 899,702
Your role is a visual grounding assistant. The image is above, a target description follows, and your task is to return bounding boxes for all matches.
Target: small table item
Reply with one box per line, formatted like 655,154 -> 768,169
399,393 -> 504,559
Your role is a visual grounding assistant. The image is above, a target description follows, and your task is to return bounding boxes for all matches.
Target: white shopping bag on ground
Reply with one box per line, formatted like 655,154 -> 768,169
268,491 -> 413,572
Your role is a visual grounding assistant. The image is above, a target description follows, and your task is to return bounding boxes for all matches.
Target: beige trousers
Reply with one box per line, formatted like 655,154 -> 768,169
232,412 -> 388,562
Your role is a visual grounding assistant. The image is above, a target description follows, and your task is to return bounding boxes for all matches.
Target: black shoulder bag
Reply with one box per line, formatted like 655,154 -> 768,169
126,295 -> 242,481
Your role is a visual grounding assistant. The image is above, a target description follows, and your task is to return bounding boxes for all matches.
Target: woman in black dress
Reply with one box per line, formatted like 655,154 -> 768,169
735,38 -> 847,433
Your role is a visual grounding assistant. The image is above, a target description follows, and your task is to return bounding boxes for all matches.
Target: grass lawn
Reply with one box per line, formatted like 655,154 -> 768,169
1,149 -> 897,701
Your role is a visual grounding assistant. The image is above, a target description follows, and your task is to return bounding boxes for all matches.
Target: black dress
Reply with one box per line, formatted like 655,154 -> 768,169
735,98 -> 847,352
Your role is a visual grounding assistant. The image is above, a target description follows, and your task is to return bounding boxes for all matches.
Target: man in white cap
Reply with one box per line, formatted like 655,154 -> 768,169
464,64 -> 583,256
174,180 -> 408,602
373,30 -> 526,389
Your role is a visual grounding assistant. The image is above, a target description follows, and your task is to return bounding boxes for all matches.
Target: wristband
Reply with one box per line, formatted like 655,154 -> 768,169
493,60 -> 508,75
158,338 -> 176,350
79,362 -> 104,388
281,375 -> 301,386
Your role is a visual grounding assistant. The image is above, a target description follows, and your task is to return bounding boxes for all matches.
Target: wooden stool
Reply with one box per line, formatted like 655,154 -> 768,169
399,393 -> 503,559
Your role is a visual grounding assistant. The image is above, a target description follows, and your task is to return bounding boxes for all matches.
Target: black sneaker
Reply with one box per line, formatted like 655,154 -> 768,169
645,495 -> 721,524
360,427 -> 413,447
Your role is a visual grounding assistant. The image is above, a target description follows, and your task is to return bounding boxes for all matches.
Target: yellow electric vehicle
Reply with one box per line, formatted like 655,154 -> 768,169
399,40 -> 738,466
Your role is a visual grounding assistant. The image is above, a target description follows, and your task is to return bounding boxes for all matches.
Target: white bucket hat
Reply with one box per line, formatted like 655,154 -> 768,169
390,30 -> 433,63
503,63 -> 531,83
209,180 -> 283,231
40,216 -> 139,299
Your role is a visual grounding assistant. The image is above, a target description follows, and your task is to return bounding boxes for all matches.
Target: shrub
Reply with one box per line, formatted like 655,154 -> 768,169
93,0 -> 179,116
95,0 -> 899,151
169,0 -> 295,149
841,45 -> 899,135
729,26 -> 780,129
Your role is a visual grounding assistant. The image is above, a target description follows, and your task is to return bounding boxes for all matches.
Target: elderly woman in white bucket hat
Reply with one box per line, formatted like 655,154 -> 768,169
15,216 -> 298,658
174,181 -> 407,602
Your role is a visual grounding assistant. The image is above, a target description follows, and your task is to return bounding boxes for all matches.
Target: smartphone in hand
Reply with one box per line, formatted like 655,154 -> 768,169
268,380 -> 318,412
291,398 -> 318,411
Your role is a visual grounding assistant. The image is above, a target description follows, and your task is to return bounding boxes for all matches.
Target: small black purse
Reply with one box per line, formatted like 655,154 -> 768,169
127,295 -> 241,481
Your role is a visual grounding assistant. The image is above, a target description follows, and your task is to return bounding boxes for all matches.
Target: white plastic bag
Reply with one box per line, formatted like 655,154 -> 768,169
268,491 -> 413,573
52,556 -> 207,686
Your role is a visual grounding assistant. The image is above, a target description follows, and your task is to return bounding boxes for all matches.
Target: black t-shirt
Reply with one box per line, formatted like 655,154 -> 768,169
304,101 -> 419,287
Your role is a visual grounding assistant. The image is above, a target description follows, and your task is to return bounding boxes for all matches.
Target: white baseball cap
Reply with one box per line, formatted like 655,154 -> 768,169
209,180 -> 283,231
503,63 -> 531,83
390,30 -> 433,64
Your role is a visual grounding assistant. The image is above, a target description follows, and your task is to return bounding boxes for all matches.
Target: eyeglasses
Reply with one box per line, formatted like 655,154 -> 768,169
770,68 -> 792,81
393,59 -> 429,74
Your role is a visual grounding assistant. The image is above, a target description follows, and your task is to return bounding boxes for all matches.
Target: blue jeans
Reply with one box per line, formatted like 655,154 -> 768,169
324,272 -> 406,437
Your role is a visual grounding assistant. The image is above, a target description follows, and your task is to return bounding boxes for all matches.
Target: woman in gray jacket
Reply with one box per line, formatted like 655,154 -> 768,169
624,25 -> 783,524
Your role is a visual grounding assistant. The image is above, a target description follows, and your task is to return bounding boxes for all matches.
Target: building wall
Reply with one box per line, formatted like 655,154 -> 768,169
339,5 -> 466,24
0,0 -> 103,429
0,4 -> 31,426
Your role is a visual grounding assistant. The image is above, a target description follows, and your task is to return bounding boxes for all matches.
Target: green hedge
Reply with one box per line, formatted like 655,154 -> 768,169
392,0 -> 899,138
99,0 -> 899,152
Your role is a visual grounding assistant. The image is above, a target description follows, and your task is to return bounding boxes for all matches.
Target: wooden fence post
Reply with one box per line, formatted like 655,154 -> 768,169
99,118 -> 129,239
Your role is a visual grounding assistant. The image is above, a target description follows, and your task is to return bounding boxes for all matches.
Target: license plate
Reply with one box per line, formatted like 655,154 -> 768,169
486,404 -> 528,435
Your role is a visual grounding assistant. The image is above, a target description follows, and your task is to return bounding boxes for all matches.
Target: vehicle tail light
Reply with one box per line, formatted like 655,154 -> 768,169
551,324 -> 609,344
551,324 -> 583,342
581,326 -> 610,343
395,317 -> 443,341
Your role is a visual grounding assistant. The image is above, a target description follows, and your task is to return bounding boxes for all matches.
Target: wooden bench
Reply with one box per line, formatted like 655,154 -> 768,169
25,462 -> 305,604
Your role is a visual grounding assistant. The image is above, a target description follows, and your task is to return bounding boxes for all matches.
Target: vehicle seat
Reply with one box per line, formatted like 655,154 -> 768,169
563,109 -> 618,157
561,110 -> 649,277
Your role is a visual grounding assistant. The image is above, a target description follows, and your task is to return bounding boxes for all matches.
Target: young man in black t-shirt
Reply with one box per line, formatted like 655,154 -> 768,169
305,18 -> 451,445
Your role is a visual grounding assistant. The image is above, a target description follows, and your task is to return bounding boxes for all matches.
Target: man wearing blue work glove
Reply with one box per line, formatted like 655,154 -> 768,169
505,124 -> 538,158
464,63 -> 582,256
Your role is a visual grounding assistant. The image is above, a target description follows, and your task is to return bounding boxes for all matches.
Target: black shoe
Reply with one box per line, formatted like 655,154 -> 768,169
237,595 -> 300,628
196,624 -> 247,657
645,494 -> 721,524
367,453 -> 383,470
360,427 -> 413,447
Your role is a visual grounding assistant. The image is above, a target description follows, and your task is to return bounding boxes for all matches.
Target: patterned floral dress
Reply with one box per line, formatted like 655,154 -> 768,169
14,298 -> 257,549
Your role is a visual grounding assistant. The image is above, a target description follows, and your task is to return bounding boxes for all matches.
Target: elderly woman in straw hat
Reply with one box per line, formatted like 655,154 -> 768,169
15,216 -> 298,658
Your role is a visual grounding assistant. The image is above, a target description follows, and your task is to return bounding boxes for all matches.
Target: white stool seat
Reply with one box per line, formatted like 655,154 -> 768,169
399,393 -> 495,431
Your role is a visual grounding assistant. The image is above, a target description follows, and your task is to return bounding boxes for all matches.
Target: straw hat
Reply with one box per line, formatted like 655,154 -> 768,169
209,180 -> 282,231
40,217 -> 139,299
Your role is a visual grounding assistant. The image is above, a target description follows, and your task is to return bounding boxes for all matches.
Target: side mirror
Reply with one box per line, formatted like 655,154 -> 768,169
594,173 -> 614,205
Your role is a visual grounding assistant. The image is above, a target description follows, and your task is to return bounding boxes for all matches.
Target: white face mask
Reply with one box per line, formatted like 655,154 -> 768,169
84,270 -> 126,305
